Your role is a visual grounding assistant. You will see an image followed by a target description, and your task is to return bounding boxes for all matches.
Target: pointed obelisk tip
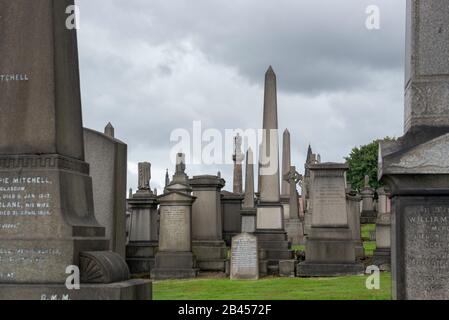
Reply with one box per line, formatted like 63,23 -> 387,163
104,122 -> 115,137
265,65 -> 275,77
283,128 -> 290,135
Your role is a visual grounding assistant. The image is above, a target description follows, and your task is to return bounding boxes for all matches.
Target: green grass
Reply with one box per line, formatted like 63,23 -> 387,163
361,224 -> 375,240
364,241 -> 376,256
153,273 -> 392,300
292,245 -> 305,251
361,224 -> 377,256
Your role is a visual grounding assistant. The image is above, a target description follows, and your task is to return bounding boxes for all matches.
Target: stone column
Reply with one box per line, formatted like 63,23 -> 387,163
126,162 -> 159,275
373,187 -> 391,270
379,0 -> 449,300
241,148 -> 257,233
189,175 -> 227,272
0,0 -> 150,299
233,134 -> 244,194
281,129 -> 291,197
297,163 -> 364,276
346,190 -> 364,259
255,67 -> 292,271
257,67 -> 283,230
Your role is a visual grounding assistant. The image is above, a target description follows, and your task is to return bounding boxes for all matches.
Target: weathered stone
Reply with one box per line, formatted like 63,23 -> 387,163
233,134 -> 244,194
279,260 -> 296,277
346,191 -> 364,259
84,126 -> 128,258
297,163 -> 364,276
222,191 -> 244,245
379,0 -> 449,300
0,0 -> 150,299
230,233 -> 259,280
360,175 -> 376,224
151,154 -> 198,280
373,188 -> 391,269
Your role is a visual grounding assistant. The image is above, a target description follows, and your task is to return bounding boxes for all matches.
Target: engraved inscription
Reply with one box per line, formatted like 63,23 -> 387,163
404,204 -> 449,299
0,176 -> 52,218
231,234 -> 258,280
0,73 -> 29,82
161,206 -> 187,250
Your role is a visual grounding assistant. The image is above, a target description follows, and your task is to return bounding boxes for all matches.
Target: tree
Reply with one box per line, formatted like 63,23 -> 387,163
345,137 -> 395,192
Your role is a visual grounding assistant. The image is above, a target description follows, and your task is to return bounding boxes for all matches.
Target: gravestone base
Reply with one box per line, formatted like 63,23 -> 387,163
259,260 -> 268,277
297,262 -> 364,277
0,279 -> 152,300
373,248 -> 391,271
285,218 -> 305,245
298,227 -> 364,276
354,240 -> 365,260
192,240 -> 227,272
151,252 -> 198,280
126,241 -> 158,275
255,230 -> 293,269
361,211 -> 377,224
279,260 -> 296,277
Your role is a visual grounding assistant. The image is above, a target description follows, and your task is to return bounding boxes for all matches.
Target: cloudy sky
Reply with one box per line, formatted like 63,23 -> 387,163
76,0 -> 406,193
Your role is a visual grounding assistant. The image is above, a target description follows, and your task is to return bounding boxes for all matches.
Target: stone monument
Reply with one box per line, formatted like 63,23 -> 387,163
126,162 -> 159,275
230,233 -> 259,280
189,175 -> 227,272
233,134 -> 244,194
360,175 -> 377,224
373,187 -> 391,270
281,129 -> 292,219
297,163 -> 364,276
283,166 -> 305,245
84,124 -> 128,258
221,191 -> 244,246
303,145 -> 319,236
255,67 -> 292,270
0,0 -> 150,299
151,154 -> 197,279
241,149 -> 257,233
346,187 -> 364,259
379,0 -> 449,299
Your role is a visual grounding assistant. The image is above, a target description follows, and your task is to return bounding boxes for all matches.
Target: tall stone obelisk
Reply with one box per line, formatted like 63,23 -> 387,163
281,129 -> 291,197
257,67 -> 283,230
379,0 -> 449,300
256,67 -> 292,270
232,134 -> 244,194
259,66 -> 281,204
241,148 -> 257,233
0,0 -> 150,299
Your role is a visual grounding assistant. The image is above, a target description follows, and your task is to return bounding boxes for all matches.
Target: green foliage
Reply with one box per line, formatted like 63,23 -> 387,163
345,137 -> 395,191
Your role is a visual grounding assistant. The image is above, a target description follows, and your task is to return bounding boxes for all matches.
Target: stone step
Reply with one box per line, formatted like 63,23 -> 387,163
258,240 -> 290,250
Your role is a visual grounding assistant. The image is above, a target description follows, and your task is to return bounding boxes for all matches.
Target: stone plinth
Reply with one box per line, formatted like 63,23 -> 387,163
150,191 -> 198,280
222,191 -> 244,245
297,163 -> 364,276
189,175 -> 227,272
